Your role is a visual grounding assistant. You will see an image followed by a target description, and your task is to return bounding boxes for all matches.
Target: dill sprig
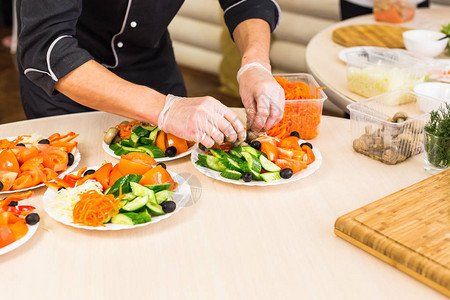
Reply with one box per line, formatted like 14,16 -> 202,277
424,103 -> 450,168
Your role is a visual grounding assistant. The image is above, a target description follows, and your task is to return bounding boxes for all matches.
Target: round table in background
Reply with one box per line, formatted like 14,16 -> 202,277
306,6 -> 450,113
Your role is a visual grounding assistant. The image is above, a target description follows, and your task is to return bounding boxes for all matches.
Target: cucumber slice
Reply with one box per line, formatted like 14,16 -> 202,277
122,195 -> 149,212
242,146 -> 260,158
198,154 -> 226,172
259,155 -> 281,172
130,182 -> 149,197
195,160 -> 207,168
109,143 -> 121,152
220,169 -> 242,180
139,137 -> 152,145
155,190 -> 175,204
222,157 -> 243,172
147,128 -> 160,145
111,214 -> 134,225
229,147 -> 244,158
121,145 -> 145,153
242,152 -> 262,173
107,174 -> 143,197
112,211 -> 152,225
260,172 -> 282,182
146,201 -> 165,216
120,139 -> 133,147
145,183 -> 173,193
122,193 -> 137,201
142,125 -> 157,132
137,145 -> 165,158
130,133 -> 140,148
209,148 -> 228,158
132,126 -> 150,137
119,199 -> 128,208
114,147 -> 128,156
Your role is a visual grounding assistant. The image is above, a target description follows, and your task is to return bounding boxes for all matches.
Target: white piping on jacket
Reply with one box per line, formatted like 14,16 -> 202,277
223,0 -> 281,31
103,0 -> 133,69
24,35 -> 72,82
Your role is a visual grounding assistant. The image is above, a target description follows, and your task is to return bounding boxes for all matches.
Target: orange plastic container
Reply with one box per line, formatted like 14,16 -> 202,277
272,74 -> 327,140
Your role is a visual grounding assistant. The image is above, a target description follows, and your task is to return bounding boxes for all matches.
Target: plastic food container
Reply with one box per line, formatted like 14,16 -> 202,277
273,73 -> 327,140
347,90 -> 444,165
346,49 -> 439,98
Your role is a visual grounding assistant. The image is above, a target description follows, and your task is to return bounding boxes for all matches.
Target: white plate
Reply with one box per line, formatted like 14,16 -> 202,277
0,222 -> 39,255
103,141 -> 196,162
42,168 -> 191,230
191,146 -> 322,186
0,136 -> 81,194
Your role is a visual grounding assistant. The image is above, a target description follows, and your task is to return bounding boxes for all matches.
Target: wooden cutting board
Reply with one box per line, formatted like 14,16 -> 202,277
332,24 -> 410,48
335,169 -> 450,297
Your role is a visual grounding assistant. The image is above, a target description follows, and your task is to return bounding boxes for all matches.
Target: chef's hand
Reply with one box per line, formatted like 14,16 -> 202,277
158,94 -> 246,148
237,63 -> 285,132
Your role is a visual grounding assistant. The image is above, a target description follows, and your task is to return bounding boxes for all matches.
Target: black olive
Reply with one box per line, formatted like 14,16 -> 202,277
25,213 -> 40,225
38,139 -> 50,144
280,168 -> 293,179
300,142 -> 313,150
0,181 -> 3,191
242,172 -> 253,182
84,169 -> 95,176
250,141 -> 261,150
290,131 -> 300,138
8,201 -> 18,207
162,201 -> 176,213
67,152 -> 74,166
16,143 -> 26,147
157,163 -> 167,169
165,146 -> 177,157
58,186 -> 66,191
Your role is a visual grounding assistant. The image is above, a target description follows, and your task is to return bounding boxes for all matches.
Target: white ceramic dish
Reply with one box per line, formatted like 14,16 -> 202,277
43,169 -> 191,230
403,30 -> 448,58
0,136 -> 81,194
103,141 -> 196,162
0,222 -> 39,255
414,82 -> 450,103
191,146 -> 322,186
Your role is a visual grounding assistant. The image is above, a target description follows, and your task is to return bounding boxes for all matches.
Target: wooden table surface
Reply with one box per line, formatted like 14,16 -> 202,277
0,109 -> 445,300
306,7 -> 450,112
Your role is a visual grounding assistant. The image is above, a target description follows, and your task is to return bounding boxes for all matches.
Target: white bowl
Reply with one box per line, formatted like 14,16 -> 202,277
414,82 -> 450,103
403,30 -> 448,58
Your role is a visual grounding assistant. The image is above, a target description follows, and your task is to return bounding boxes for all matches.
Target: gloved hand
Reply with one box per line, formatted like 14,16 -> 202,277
237,62 -> 285,132
158,95 -> 246,148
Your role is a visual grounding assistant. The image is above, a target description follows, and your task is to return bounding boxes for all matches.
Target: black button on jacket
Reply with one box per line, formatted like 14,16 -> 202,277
16,0 -> 280,119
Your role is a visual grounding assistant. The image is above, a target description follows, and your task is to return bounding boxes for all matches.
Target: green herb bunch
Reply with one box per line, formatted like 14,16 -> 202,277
442,23 -> 450,56
424,103 -> 450,168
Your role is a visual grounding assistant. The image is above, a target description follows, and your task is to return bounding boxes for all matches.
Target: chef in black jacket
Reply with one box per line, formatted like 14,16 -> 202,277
16,0 -> 284,148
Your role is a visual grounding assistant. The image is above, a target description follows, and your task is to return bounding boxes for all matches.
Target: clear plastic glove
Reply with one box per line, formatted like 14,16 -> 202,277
237,63 -> 285,132
158,95 -> 246,148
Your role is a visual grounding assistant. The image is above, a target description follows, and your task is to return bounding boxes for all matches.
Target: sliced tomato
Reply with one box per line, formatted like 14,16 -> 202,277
12,167 -> 46,190
278,136 -> 301,150
14,146 -> 39,165
0,211 -> 22,225
94,163 -> 113,190
254,136 -> 279,146
121,152 -> 156,166
0,225 -> 15,248
155,131 -> 167,152
260,142 -> 279,161
0,149 -> 20,173
275,158 -> 307,174
166,133 -> 188,154
139,165 -> 173,186
0,171 -> 19,191
118,158 -> 151,176
109,164 -> 124,187
278,148 -> 295,159
20,156 -> 44,172
301,145 -> 315,165
42,167 -> 58,181
38,144 -> 69,172
9,221 -> 28,241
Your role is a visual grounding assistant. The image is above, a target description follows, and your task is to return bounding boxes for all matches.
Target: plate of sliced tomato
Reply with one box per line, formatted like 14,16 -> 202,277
0,192 -> 40,255
0,133 -> 81,194
191,135 -> 322,186
43,153 -> 191,230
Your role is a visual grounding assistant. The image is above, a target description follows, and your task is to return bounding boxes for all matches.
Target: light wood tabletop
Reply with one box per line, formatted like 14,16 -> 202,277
0,109 -> 445,300
306,6 -> 450,112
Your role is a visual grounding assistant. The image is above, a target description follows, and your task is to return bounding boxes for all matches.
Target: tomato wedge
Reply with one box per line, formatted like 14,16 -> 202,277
0,149 -> 20,173
14,146 -> 39,165
12,167 -> 46,190
0,225 -> 15,248
155,131 -> 167,152
0,211 -> 22,225
301,145 -> 315,165
38,144 -> 69,172
121,152 -> 156,166
275,158 -> 307,174
278,136 -> 302,151
93,163 -> 113,190
0,171 -> 18,191
118,158 -> 151,176
139,165 -> 174,186
109,164 -> 124,187
9,221 -> 28,241
260,142 -> 279,161
20,156 -> 44,172
166,133 -> 188,154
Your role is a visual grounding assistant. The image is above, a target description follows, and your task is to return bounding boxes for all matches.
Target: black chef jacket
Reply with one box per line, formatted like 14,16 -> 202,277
16,0 -> 280,119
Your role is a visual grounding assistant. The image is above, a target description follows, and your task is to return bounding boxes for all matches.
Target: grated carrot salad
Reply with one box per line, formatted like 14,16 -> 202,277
267,77 -> 325,140
115,121 -> 142,139
72,189 -> 122,227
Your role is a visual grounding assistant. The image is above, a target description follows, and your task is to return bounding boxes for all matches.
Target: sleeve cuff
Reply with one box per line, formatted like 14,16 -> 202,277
223,0 -> 280,39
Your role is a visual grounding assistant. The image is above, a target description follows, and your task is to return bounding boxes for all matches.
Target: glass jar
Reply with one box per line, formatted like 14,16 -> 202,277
423,131 -> 450,174
373,0 -> 416,23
